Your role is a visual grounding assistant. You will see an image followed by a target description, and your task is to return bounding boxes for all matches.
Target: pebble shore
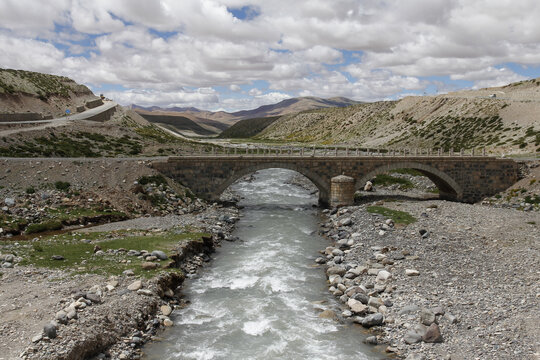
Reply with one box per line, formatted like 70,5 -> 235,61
317,199 -> 539,359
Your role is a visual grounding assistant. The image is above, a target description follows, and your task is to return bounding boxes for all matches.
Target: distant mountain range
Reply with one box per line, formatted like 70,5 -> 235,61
132,96 -> 361,136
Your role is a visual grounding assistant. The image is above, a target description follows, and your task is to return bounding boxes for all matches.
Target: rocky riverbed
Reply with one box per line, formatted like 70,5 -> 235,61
317,199 -> 539,359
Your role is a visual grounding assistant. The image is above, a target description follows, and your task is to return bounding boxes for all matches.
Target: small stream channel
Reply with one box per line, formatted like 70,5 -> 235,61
144,169 -> 379,359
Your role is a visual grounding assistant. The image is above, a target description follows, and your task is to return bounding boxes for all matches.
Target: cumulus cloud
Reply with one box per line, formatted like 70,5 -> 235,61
107,88 -> 219,108
0,0 -> 539,110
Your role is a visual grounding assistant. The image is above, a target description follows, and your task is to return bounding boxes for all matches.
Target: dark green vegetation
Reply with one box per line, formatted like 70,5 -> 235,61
372,174 -> 414,190
18,228 -> 208,277
26,220 -> 63,234
1,204 -> 127,235
54,181 -> 71,191
367,205 -> 417,225
138,114 -> 216,136
389,115 -> 508,150
138,174 -> 168,186
0,131 -> 143,157
219,116 -> 281,138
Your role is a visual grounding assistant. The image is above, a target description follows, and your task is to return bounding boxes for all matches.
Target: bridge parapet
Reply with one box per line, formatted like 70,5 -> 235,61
185,145 -> 490,158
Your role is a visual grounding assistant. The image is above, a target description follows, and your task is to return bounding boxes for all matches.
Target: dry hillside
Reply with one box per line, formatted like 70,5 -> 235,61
0,68 -> 100,118
257,78 -> 540,155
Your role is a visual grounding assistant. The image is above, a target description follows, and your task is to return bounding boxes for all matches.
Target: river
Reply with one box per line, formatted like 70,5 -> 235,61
144,169 -> 379,360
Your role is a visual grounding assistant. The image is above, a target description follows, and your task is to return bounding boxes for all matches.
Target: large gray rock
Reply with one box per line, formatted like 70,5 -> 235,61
43,323 -> 57,339
361,313 -> 384,328
55,311 -> 68,325
404,324 -> 427,344
352,293 -> 369,304
420,308 -> 436,326
326,266 -> 346,276
4,198 -> 15,206
151,250 -> 168,260
128,280 -> 142,291
347,299 -> 368,314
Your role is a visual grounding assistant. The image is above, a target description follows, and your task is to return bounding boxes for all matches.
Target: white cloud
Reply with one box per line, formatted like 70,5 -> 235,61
106,88 -> 219,108
0,0 -> 539,110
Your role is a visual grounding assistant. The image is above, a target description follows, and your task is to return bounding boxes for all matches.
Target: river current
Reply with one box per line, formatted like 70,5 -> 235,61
144,169 -> 378,360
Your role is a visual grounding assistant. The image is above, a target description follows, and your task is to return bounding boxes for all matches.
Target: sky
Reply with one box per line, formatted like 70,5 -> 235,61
1,0 -> 540,112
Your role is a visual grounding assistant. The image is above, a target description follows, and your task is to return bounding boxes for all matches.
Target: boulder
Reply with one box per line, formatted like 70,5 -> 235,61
326,266 -> 347,276
142,262 -> 160,270
420,309 -> 436,326
404,324 -> 427,344
161,305 -> 172,316
376,270 -> 392,282
318,309 -> 337,319
127,280 -> 142,291
347,298 -> 368,314
405,269 -> 420,276
43,323 -> 57,339
423,323 -> 443,343
364,181 -> 373,191
361,313 -> 384,328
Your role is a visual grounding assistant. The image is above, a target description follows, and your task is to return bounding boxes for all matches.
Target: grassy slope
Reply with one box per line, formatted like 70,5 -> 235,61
137,114 -> 217,136
0,68 -> 93,99
218,116 -> 281,138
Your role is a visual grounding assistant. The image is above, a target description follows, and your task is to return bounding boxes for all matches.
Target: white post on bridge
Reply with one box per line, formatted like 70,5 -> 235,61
335,147 -> 338,157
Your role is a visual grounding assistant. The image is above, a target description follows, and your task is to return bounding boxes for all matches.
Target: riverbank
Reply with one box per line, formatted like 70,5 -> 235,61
318,198 -> 539,359
0,204 -> 239,360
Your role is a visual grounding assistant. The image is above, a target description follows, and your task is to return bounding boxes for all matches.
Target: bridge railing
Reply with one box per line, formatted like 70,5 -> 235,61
182,145 -> 489,157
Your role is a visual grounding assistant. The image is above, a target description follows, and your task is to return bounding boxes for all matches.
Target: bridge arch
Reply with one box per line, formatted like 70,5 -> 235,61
211,162 -> 330,204
357,161 -> 464,201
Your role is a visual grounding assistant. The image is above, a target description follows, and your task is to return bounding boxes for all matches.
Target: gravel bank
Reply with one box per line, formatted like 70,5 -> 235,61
318,199 -> 539,359
0,204 -> 239,360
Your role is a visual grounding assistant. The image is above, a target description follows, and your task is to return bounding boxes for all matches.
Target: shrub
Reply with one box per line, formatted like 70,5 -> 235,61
25,187 -> 36,194
54,181 -> 71,191
26,220 -> 63,234
138,174 -> 167,186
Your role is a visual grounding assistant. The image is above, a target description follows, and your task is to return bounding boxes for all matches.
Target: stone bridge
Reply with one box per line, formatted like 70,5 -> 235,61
152,155 -> 518,206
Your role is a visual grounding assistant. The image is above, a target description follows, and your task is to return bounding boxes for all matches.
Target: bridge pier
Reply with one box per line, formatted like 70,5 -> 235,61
330,175 -> 355,207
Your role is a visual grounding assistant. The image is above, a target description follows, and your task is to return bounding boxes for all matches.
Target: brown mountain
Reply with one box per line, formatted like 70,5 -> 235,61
133,96 -> 361,136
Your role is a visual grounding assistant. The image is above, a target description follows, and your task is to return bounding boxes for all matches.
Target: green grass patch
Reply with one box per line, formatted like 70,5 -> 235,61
367,205 -> 417,225
372,174 -> 414,190
26,220 -> 63,234
19,229 -> 209,277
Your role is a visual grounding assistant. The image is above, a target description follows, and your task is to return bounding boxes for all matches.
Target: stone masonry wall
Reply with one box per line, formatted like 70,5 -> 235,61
152,156 -> 518,205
